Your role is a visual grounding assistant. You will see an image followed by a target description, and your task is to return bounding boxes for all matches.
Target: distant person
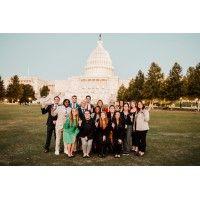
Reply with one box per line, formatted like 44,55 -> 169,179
91,106 -> 101,154
78,100 -> 87,120
51,99 -> 71,155
96,111 -> 111,158
63,108 -> 79,158
41,96 -> 60,153
85,95 -> 94,113
115,101 -> 120,112
119,101 -> 124,112
130,101 -> 137,152
134,101 -> 150,156
107,105 -> 116,154
111,111 -> 125,158
96,99 -> 105,112
70,95 -> 79,109
121,102 -> 132,155
78,110 -> 96,158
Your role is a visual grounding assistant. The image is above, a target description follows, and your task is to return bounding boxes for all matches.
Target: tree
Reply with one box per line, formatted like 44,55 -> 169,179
164,62 -> 183,101
20,84 -> 35,104
0,76 -> 6,102
143,62 -> 164,101
131,70 -> 145,101
186,63 -> 200,99
126,78 -> 134,101
40,85 -> 50,97
6,75 -> 23,103
117,84 -> 128,101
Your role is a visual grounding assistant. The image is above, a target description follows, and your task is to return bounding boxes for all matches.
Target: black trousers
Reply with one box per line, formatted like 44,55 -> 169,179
135,130 -> 148,152
106,138 -> 113,154
132,131 -> 137,146
44,125 -> 56,150
113,139 -> 122,155
98,139 -> 107,156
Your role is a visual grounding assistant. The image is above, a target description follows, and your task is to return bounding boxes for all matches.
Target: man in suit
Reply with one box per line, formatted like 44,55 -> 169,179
85,95 -> 94,113
78,100 -> 87,120
41,96 -> 60,153
51,99 -> 71,155
70,95 -> 80,109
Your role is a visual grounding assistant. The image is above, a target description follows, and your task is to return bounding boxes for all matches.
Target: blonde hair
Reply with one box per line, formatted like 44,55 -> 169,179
69,108 -> 79,126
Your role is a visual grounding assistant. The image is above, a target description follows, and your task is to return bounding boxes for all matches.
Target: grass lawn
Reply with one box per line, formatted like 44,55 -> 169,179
0,104 -> 200,166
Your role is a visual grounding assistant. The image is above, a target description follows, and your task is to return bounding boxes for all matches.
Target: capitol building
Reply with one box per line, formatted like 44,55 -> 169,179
4,35 -> 129,104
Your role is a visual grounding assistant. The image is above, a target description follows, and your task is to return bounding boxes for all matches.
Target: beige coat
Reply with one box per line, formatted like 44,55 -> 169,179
135,109 -> 150,131
51,105 -> 72,130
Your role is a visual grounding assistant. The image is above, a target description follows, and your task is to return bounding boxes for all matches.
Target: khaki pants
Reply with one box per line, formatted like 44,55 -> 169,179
81,137 -> 93,155
55,127 -> 63,152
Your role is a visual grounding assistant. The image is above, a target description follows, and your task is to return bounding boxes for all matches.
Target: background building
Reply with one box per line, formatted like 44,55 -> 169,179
4,36 -> 128,104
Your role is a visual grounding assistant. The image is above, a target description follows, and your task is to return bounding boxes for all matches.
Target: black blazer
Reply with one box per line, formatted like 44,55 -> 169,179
78,118 -> 96,140
120,112 -> 132,125
78,107 -> 86,120
41,105 -> 57,127
97,123 -> 111,141
107,112 -> 115,124
112,120 -> 125,140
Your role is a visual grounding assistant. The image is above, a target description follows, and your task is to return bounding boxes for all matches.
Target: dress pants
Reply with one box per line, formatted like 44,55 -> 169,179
55,127 -> 63,152
44,125 -> 56,150
81,137 -> 93,155
135,130 -> 148,152
123,125 -> 132,153
132,131 -> 137,146
113,139 -> 122,155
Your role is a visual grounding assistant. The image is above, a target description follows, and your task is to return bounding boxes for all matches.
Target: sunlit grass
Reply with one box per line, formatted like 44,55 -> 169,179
0,104 -> 200,166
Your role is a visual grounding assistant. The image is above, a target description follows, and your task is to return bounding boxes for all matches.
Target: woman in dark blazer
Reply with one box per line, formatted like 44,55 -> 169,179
96,111 -> 111,158
111,111 -> 125,158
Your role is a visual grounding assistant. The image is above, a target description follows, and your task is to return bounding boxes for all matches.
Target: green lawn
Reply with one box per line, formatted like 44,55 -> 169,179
0,104 -> 200,166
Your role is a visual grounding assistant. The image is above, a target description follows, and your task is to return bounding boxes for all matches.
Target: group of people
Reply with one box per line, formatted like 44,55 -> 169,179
41,95 -> 150,158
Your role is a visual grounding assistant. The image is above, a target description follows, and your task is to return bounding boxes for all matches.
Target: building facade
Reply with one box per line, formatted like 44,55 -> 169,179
4,36 -> 129,104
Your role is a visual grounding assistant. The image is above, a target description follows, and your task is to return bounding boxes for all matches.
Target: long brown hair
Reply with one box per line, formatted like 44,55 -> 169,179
69,108 -> 79,126
99,111 -> 108,129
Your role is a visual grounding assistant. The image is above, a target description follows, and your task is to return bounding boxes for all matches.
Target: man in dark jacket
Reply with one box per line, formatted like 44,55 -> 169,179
41,96 -> 60,153
78,110 -> 96,158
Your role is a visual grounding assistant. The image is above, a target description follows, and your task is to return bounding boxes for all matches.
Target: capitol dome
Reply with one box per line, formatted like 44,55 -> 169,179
84,35 -> 115,77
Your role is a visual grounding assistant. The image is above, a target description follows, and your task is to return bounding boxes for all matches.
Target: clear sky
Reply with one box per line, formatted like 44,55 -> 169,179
0,33 -> 200,80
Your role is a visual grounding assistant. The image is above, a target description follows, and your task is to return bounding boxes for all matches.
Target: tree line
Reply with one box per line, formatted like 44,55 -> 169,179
117,62 -> 200,106
0,75 -> 50,103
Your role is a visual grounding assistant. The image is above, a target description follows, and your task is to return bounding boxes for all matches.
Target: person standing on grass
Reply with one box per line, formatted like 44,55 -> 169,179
51,99 -> 71,155
78,110 -> 96,158
70,95 -> 80,109
111,111 -> 125,158
130,101 -> 137,152
85,95 -> 94,113
107,105 -> 116,154
63,108 -> 79,158
119,100 -> 124,112
121,102 -> 132,155
96,111 -> 111,158
96,99 -> 105,112
78,100 -> 87,120
41,96 -> 60,153
91,106 -> 101,154
134,101 -> 150,157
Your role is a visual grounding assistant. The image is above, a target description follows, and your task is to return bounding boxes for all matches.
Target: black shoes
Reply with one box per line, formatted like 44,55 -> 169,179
44,149 -> 49,153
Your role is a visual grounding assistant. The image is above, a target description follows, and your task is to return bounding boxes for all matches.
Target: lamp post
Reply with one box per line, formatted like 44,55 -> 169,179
180,97 -> 182,109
